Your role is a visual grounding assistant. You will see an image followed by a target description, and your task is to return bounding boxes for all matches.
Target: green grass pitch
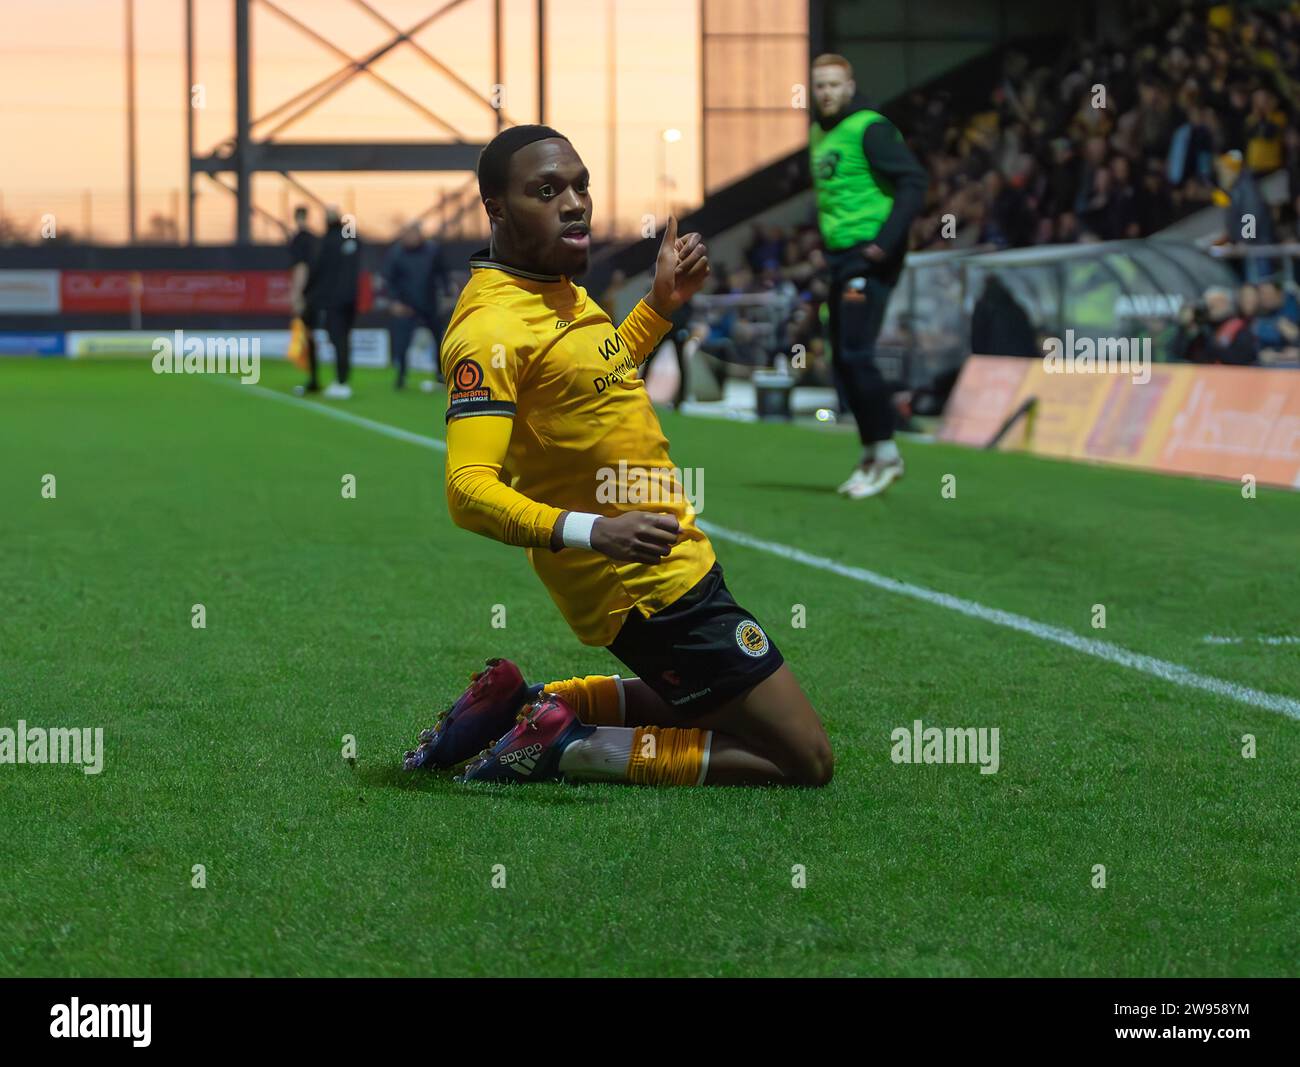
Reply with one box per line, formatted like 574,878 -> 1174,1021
2,355 -> 1297,977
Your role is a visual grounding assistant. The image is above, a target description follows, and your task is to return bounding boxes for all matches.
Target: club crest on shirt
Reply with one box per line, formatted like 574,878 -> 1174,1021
735,620 -> 769,658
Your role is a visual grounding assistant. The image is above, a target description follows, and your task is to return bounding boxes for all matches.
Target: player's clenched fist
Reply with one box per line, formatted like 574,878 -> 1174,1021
592,512 -> 681,563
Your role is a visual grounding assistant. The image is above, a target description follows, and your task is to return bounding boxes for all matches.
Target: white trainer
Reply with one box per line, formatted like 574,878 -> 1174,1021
837,468 -> 874,495
846,459 -> 904,498
324,382 -> 353,400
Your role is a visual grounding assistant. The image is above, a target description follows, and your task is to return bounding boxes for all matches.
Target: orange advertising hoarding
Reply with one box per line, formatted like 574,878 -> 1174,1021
935,357 -> 1033,446
1155,365 -> 1300,487
941,356 -> 1300,490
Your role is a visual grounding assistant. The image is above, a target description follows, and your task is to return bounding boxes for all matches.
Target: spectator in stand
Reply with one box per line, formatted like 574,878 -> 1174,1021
1168,100 -> 1217,189
1254,280 -> 1300,362
797,335 -> 835,388
1079,163 -> 1119,239
1238,282 -> 1260,323
1219,82 -> 1251,155
1073,136 -> 1110,220
1054,211 -> 1082,243
1171,286 -> 1258,364
1137,157 -> 1177,232
745,224 -> 787,273
1040,138 -> 1082,221
1216,149 -> 1277,282
1107,155 -> 1141,238
1245,88 -> 1287,174
1145,77 -> 1186,159
1286,126 -> 1300,213
979,170 -> 1035,248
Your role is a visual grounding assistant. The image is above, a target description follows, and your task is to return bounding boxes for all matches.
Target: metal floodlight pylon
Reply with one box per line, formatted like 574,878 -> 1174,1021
186,0 -> 547,244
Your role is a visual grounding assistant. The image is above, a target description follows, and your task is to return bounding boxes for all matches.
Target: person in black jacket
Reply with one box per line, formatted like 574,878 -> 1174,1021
287,205 -> 320,395
305,205 -> 363,399
970,275 -> 1038,357
382,221 -> 452,389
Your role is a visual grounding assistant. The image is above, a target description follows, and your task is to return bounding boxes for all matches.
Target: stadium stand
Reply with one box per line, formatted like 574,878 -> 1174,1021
620,1 -> 1300,419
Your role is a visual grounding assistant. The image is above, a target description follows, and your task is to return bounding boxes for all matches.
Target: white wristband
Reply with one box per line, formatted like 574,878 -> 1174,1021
561,512 -> 600,550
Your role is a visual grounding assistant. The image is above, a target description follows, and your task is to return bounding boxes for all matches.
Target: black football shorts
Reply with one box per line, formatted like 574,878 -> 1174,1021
606,562 -> 784,716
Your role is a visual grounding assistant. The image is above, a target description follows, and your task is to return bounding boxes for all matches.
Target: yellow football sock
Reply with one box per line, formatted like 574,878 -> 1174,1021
628,727 -> 711,786
542,674 -> 625,725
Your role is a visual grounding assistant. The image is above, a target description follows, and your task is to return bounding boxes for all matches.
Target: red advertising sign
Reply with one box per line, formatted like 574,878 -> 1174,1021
59,270 -> 371,314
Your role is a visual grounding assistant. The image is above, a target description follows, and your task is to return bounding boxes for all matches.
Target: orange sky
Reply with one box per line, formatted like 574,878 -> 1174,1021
0,0 -> 705,243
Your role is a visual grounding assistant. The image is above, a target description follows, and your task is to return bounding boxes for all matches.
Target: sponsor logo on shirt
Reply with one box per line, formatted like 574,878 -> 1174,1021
596,332 -> 624,361
450,357 -> 492,404
593,344 -> 638,393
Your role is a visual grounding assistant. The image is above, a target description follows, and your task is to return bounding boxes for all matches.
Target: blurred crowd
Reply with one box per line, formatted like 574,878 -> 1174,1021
901,3 -> 1300,251
1171,279 -> 1300,363
676,2 -> 1300,391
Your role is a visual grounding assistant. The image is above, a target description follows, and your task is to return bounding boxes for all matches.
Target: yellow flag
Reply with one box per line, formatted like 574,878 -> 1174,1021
288,318 -> 309,370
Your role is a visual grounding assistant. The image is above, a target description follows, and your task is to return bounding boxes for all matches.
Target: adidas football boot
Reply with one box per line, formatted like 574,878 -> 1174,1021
456,693 -> 594,784
402,658 -> 540,771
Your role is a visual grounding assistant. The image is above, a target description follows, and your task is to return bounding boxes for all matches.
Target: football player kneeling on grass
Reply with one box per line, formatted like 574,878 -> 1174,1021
403,125 -> 833,788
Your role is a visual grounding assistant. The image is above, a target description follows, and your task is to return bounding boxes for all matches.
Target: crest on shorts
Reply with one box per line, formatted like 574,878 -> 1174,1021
735,620 -> 769,658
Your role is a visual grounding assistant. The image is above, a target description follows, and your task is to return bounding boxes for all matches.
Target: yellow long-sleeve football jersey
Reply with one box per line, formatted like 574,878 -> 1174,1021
440,250 -> 716,646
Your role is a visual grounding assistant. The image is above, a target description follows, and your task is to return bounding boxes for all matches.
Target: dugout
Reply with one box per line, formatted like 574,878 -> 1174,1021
879,240 -> 1242,389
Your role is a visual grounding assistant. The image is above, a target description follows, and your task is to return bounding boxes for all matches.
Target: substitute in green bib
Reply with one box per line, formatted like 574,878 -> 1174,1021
810,54 -> 927,499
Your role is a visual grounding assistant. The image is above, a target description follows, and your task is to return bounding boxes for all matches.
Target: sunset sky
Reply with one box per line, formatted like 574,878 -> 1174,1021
0,0 -> 718,243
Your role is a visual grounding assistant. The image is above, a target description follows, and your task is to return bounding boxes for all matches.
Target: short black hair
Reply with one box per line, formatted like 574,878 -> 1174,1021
477,124 -> 569,201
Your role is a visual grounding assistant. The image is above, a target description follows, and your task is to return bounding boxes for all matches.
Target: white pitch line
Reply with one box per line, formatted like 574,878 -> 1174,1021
697,521 -> 1300,721
1203,634 -> 1300,646
237,382 -> 448,452
233,383 -> 1300,720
